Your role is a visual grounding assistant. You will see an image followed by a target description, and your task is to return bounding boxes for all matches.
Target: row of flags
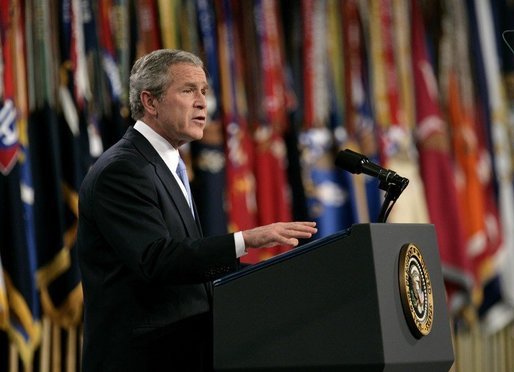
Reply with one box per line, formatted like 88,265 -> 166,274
1,0 -> 514,368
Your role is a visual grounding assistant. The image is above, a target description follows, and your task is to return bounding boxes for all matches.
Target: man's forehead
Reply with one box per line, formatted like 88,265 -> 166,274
169,64 -> 207,84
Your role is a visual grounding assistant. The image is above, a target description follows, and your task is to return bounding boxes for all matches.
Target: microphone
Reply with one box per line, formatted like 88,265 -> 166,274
335,148 -> 409,222
335,149 -> 409,190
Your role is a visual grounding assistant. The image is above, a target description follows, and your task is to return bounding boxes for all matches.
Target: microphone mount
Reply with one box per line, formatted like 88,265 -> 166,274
335,149 -> 409,223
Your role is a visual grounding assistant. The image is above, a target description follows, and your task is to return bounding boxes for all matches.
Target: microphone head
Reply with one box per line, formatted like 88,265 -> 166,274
334,149 -> 366,174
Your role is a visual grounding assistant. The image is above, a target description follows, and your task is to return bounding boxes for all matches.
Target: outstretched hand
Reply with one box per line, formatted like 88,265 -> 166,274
242,221 -> 317,249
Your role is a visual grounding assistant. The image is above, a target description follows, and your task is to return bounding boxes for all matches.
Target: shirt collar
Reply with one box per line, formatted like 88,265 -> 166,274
133,120 -> 180,171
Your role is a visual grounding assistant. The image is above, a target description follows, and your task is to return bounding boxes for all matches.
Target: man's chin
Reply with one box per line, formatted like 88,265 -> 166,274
189,131 -> 204,143
194,131 -> 204,141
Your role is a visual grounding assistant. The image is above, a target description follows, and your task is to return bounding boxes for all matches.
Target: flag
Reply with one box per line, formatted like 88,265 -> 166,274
0,0 -> 19,176
111,0 -> 132,119
250,0 -> 293,261
157,0 -> 180,49
411,0 -> 473,315
327,0 -> 361,229
25,0 -> 83,328
437,0 -> 502,314
29,104 -> 83,328
81,0 -> 106,159
0,254 -> 7,329
135,0 -> 161,57
299,0 -> 352,237
216,0 -> 257,243
0,106 -> 42,370
473,0 -> 514,332
342,0 -> 382,223
279,0 -> 309,223
0,100 -> 18,175
0,0 -> 42,367
191,0 -> 228,237
0,161 -> 42,368
97,0 -> 131,150
179,0 -> 201,55
461,0 -> 503,314
369,0 -> 429,223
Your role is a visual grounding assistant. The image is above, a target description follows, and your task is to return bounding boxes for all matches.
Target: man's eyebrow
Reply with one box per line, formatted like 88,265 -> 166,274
183,82 -> 210,89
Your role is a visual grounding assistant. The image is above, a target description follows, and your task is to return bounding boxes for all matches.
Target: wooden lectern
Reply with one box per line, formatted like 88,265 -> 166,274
211,223 -> 454,371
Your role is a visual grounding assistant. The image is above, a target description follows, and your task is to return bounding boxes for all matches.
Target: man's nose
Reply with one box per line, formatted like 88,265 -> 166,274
194,93 -> 207,109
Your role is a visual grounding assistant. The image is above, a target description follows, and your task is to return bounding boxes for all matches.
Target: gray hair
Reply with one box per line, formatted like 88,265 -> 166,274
129,49 -> 204,120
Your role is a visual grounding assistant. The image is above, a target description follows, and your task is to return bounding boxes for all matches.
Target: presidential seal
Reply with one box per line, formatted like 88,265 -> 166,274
398,243 -> 434,338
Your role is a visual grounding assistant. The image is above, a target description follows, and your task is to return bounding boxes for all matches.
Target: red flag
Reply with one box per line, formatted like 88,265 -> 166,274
410,0 -> 473,312
246,0 -> 292,263
135,0 -> 161,57
0,0 -> 19,175
216,0 -> 257,238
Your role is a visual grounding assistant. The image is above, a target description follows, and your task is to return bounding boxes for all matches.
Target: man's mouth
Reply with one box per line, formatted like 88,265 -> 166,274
192,116 -> 206,123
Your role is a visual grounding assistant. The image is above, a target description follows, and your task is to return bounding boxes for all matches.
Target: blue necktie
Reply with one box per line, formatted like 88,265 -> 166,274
176,157 -> 195,217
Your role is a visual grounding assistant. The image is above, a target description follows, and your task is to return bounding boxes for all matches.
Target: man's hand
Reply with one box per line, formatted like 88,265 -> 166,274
242,222 -> 317,249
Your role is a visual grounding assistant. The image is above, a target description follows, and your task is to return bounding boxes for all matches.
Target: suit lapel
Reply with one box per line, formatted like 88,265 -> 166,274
191,200 -> 203,236
124,127 -> 202,238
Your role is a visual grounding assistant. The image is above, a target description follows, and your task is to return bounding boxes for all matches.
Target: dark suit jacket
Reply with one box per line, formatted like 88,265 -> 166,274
77,127 -> 237,371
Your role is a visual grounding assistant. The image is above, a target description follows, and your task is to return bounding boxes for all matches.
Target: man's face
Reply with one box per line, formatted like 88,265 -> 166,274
152,63 -> 209,148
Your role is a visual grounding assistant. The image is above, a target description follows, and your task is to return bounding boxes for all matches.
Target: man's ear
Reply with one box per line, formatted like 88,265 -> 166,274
141,91 -> 157,116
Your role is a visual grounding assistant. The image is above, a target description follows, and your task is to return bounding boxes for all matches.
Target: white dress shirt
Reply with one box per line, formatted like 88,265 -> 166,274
133,120 -> 247,258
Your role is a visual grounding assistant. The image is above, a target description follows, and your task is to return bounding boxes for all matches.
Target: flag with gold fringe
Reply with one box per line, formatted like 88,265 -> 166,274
27,0 -> 83,330
0,0 -> 42,367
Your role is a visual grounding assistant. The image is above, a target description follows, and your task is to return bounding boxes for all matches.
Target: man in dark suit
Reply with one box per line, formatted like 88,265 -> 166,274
77,49 -> 317,371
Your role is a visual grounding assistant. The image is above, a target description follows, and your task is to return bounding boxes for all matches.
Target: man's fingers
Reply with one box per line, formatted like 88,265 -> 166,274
276,222 -> 317,246
243,221 -> 318,249
281,222 -> 317,238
